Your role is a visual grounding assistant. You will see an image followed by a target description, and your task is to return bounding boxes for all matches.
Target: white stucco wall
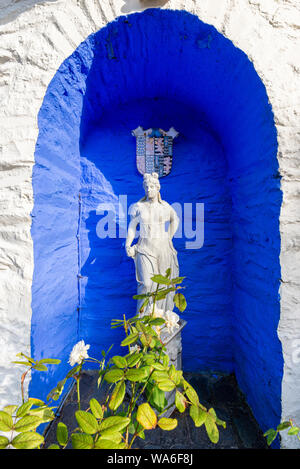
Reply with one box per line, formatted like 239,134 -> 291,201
0,0 -> 299,448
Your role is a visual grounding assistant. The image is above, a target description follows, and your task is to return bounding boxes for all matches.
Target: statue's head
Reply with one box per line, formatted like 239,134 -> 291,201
143,172 -> 161,201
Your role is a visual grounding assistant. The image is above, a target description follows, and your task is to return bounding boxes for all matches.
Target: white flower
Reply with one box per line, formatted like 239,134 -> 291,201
130,344 -> 141,353
164,310 -> 180,334
69,340 -> 90,367
152,305 -> 164,319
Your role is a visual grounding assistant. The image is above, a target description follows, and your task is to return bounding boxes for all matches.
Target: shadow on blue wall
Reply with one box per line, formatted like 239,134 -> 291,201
30,9 -> 282,437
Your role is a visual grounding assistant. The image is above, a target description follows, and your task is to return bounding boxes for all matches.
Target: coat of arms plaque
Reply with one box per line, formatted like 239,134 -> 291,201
132,126 -> 178,177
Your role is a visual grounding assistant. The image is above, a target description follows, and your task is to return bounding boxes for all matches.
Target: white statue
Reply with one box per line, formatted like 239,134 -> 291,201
125,172 -> 179,314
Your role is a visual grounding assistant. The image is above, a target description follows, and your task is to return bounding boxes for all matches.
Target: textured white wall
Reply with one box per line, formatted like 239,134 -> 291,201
0,0 -> 299,448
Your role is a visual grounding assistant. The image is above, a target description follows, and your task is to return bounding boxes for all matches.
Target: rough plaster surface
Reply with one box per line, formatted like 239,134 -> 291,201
0,0 -> 299,448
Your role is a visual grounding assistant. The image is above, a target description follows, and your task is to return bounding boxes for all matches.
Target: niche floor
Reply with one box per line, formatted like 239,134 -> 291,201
44,371 -> 268,449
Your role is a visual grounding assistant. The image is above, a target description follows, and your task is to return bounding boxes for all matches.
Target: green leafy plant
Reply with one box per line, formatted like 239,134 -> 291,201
0,270 -> 226,449
264,419 -> 300,446
0,355 -> 60,449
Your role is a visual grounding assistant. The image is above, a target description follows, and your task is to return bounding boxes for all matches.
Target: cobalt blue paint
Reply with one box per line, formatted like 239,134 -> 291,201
30,9 -> 283,436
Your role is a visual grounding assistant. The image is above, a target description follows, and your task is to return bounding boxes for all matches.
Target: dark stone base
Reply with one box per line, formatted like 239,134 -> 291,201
44,370 -> 268,449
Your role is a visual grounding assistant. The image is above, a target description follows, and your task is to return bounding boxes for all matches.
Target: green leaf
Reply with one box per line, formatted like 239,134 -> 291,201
14,415 -> 41,432
264,428 -> 278,446
121,333 -> 139,347
89,398 -> 103,420
148,385 -> 167,412
157,379 -> 176,392
109,380 -> 126,411
171,276 -> 185,284
75,410 -> 99,435
148,318 -> 165,327
277,421 -> 291,431
0,435 -> 9,449
155,288 -> 175,301
152,370 -> 169,381
174,292 -> 187,312
205,413 -> 219,444
143,354 -> 156,366
12,361 -> 33,367
38,358 -> 61,365
127,352 -> 142,367
132,293 -> 149,300
190,405 -> 207,427
56,422 -> 68,446
28,398 -> 45,407
184,383 -> 200,407
129,324 -> 139,334
48,444 -> 60,449
33,363 -> 48,371
152,362 -> 166,371
154,291 -> 168,301
99,416 -> 130,435
140,333 -> 155,349
71,433 -> 94,449
140,297 -> 150,311
106,344 -> 114,356
264,428 -> 276,436
16,353 -> 35,363
216,416 -> 226,429
151,275 -> 171,285
104,368 -> 124,383
28,407 -> 55,423
12,431 -> 44,449
165,268 -> 171,277
136,403 -> 157,430
2,405 -> 17,416
126,367 -> 148,382
288,426 -> 300,435
158,418 -> 178,431
47,378 -> 67,401
100,432 -> 122,443
135,320 -> 144,333
16,401 -> 33,418
112,356 -> 127,368
168,366 -> 182,386
162,354 -> 169,367
66,366 -> 80,379
0,410 -> 14,431
175,391 -> 187,413
94,438 -> 126,449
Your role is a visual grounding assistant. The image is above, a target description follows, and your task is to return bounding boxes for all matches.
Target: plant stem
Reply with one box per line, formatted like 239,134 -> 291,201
21,369 -> 30,403
76,377 -> 80,410
76,363 -> 83,410
152,284 -> 159,316
132,369 -> 155,408
128,431 -> 138,449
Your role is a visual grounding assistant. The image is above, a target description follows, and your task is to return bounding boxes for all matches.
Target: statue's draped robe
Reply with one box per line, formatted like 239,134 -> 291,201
130,200 -> 179,313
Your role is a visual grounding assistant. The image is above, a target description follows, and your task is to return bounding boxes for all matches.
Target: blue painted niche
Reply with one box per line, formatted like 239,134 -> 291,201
30,9 -> 283,435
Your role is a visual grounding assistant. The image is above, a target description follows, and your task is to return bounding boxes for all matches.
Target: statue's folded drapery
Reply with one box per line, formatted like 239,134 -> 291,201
125,173 -> 179,314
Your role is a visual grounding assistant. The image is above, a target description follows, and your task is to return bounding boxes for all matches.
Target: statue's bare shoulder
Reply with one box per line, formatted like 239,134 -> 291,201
161,200 -> 178,219
129,202 -> 141,218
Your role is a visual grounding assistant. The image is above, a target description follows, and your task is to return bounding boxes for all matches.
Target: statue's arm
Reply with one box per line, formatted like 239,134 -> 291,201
168,206 -> 179,239
125,215 -> 139,258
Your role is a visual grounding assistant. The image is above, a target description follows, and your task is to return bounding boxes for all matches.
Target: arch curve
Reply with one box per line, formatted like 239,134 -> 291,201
31,9 -> 282,434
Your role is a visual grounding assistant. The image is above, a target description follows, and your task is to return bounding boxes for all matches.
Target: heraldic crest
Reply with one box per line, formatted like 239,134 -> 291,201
132,126 -> 179,177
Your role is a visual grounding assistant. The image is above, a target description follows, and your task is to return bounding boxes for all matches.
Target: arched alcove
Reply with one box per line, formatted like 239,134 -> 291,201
30,9 -> 283,434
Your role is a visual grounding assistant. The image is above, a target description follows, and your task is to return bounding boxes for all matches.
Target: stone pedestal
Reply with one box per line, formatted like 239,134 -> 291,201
159,319 -> 187,417
126,319 -> 187,418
